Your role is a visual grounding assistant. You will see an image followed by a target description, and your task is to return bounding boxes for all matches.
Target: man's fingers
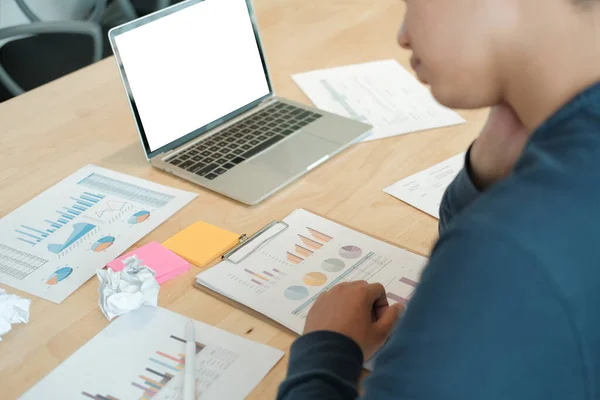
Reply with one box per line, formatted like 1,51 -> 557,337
365,283 -> 387,304
375,303 -> 404,336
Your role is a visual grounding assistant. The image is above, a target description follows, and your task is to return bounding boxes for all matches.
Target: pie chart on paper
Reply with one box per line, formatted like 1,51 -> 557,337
47,266 -> 73,285
284,286 -> 309,301
322,258 -> 345,273
303,272 -> 328,287
128,210 -> 150,224
339,245 -> 363,259
91,236 -> 115,252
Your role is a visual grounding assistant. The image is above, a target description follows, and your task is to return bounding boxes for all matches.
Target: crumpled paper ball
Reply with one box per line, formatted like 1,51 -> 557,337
97,255 -> 160,321
0,289 -> 31,341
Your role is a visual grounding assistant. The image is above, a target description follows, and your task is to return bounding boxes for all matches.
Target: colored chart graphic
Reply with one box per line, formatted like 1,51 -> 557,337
128,210 -> 150,225
386,277 -> 419,305
91,236 -> 115,252
14,192 -> 104,246
95,200 -> 127,218
400,277 -> 418,287
295,245 -> 313,258
284,286 -> 309,301
229,268 -> 285,295
303,272 -> 328,287
243,268 -> 269,285
298,235 -> 323,250
339,245 -> 363,259
47,222 -> 96,254
287,252 -> 304,265
262,268 -> 282,278
285,227 -> 334,265
307,227 -> 332,243
322,258 -> 345,273
82,335 -> 204,400
47,266 -> 73,285
241,268 -> 285,287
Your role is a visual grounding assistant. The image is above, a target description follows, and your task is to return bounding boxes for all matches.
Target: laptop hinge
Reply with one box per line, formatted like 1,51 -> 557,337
158,96 -> 277,160
260,96 -> 277,106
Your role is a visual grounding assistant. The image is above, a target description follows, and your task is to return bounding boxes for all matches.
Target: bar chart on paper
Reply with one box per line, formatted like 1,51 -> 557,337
80,334 -> 233,400
20,307 -> 284,400
225,267 -> 287,295
284,227 -> 333,265
14,193 -> 104,246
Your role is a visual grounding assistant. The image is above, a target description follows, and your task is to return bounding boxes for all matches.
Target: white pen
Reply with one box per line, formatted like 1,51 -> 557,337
183,321 -> 196,400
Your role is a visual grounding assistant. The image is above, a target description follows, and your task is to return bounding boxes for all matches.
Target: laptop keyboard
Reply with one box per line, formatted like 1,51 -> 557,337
164,102 -> 322,180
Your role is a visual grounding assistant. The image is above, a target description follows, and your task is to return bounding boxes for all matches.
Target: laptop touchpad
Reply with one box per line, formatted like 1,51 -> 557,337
248,133 -> 338,175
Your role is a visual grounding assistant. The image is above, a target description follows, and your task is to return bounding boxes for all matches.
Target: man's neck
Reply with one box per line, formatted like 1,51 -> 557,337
502,9 -> 600,132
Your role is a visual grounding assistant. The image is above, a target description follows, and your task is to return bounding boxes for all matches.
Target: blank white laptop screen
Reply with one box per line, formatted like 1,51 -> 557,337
114,0 -> 270,152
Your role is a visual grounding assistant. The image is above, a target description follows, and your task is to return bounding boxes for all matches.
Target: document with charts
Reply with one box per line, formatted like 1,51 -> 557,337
384,153 -> 465,219
292,60 -> 465,142
20,307 -> 283,400
0,165 -> 196,303
196,209 -> 428,334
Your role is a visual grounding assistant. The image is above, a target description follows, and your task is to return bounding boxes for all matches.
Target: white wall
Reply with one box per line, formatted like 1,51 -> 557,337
0,0 -> 97,47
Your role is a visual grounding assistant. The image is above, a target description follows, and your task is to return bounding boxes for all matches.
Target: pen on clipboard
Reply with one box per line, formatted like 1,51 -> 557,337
183,321 -> 196,400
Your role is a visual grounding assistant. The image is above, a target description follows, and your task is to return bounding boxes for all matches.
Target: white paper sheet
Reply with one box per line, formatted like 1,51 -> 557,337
196,209 -> 428,336
0,165 -> 196,303
384,153 -> 465,219
20,306 -> 283,400
292,60 -> 465,142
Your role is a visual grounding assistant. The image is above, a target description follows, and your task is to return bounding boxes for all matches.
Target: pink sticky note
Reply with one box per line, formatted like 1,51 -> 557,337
106,241 -> 190,284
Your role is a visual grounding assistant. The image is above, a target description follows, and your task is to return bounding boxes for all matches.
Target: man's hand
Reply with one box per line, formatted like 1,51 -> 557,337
304,281 -> 404,360
470,103 -> 529,189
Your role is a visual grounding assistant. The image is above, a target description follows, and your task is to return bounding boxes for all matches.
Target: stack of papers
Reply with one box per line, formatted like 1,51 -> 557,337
292,60 -> 465,142
384,153 -> 465,218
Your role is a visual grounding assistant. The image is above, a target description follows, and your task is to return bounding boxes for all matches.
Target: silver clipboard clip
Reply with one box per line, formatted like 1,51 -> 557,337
222,220 -> 289,264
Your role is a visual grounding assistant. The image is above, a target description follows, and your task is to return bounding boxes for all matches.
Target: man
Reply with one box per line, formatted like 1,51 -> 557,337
277,0 -> 600,398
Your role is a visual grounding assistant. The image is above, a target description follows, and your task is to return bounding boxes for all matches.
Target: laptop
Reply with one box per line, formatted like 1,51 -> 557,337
108,0 -> 371,205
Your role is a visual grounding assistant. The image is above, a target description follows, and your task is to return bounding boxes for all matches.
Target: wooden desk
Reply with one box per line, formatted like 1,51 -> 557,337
0,0 -> 487,398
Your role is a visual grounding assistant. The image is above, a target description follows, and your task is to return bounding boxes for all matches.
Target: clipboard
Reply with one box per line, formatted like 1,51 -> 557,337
216,208 -> 427,267
221,210 -> 428,263
222,220 -> 289,264
194,210 -> 432,342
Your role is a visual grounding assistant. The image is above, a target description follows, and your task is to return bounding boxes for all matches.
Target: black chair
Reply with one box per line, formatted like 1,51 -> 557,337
0,0 -> 107,102
0,0 -> 175,102
0,22 -> 105,101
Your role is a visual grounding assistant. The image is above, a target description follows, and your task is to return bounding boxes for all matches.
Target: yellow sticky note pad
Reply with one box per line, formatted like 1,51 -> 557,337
162,221 -> 240,267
